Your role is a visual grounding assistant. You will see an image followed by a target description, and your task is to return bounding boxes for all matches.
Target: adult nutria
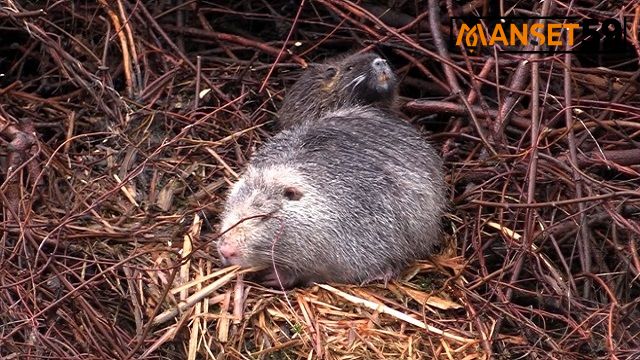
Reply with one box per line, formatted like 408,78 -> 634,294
276,52 -> 398,129
217,106 -> 445,288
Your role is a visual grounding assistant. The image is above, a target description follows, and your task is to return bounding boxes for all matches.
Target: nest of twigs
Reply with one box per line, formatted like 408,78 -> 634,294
1,1 -> 639,359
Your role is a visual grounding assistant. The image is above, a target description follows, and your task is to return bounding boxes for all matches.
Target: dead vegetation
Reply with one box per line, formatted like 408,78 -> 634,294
0,0 -> 639,359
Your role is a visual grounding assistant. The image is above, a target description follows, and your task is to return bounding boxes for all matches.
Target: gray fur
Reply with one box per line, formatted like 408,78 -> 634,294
218,107 -> 445,288
277,52 -> 398,129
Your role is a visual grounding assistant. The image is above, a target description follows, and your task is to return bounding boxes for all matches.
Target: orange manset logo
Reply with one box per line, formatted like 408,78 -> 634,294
450,17 -> 628,54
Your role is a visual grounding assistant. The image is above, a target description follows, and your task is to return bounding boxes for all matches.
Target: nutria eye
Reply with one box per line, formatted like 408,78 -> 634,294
283,186 -> 303,201
346,66 -> 354,71
324,67 -> 337,80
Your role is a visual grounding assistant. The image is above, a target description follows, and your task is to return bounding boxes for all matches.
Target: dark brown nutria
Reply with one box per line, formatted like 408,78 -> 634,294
218,106 -> 445,288
276,52 -> 398,129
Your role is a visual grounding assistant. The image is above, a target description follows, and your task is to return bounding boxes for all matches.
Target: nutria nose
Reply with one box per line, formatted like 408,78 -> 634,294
372,58 -> 388,69
218,242 -> 239,262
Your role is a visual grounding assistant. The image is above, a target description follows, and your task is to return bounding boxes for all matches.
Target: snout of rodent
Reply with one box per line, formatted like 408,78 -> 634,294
217,212 -> 268,249
217,185 -> 303,261
371,58 -> 393,79
217,226 -> 244,265
372,57 -> 388,70
217,215 -> 269,265
218,240 -> 240,265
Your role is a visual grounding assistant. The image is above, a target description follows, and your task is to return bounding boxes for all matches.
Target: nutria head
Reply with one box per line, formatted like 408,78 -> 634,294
276,52 -> 398,129
327,52 -> 397,104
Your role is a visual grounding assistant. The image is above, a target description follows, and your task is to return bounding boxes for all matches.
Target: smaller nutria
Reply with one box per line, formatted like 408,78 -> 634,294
218,107 -> 445,288
276,52 -> 398,129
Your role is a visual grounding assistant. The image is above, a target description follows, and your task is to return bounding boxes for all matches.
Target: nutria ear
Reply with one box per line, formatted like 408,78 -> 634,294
323,66 -> 338,81
283,186 -> 304,201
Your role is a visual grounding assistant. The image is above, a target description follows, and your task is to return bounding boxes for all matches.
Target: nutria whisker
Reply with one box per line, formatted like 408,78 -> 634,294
343,74 -> 366,91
